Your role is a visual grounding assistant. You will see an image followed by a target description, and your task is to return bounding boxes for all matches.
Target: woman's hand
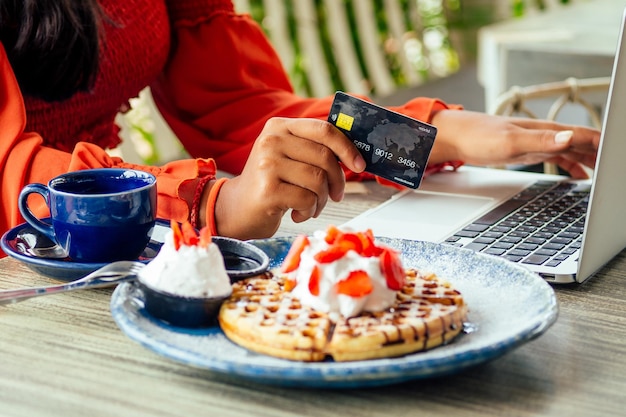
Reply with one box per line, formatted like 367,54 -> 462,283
214,117 -> 365,240
429,110 -> 601,179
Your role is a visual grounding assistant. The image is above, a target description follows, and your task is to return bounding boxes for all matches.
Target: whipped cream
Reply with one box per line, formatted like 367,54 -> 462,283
285,227 -> 399,318
138,230 -> 231,298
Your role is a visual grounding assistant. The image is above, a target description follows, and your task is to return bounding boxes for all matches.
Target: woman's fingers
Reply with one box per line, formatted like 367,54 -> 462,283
430,110 -> 601,176
257,118 -> 362,202
274,118 -> 366,172
219,117 -> 363,239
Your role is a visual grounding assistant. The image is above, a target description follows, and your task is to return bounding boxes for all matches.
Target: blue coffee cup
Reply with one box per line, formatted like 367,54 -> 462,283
18,168 -> 157,263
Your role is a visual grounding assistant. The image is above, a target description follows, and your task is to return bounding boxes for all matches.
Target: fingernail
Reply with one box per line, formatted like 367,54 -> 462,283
555,130 -> 573,144
354,155 -> 366,172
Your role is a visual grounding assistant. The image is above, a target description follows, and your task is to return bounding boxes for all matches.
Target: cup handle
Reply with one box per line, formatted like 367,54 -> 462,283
18,183 -> 55,241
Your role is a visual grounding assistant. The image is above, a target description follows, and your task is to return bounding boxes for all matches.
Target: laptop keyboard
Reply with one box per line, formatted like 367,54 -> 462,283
443,180 -> 590,268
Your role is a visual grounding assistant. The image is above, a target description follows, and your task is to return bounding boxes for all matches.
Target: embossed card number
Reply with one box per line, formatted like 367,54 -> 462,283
328,91 -> 437,189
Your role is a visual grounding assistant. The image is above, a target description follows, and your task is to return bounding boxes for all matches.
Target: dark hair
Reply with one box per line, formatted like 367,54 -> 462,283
0,0 -> 104,101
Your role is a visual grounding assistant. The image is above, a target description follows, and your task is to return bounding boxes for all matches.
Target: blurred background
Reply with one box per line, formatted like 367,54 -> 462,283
116,0 -> 607,166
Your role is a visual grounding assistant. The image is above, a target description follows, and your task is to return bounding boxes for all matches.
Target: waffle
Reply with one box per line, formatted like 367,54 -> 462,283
218,269 -> 467,362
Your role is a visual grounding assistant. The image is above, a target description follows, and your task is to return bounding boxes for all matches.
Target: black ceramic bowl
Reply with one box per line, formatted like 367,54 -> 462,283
136,281 -> 231,328
213,236 -> 270,282
135,236 -> 270,328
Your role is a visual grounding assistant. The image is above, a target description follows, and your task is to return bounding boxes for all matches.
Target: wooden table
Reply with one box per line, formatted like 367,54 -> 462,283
1,181 -> 626,417
478,0 -> 624,113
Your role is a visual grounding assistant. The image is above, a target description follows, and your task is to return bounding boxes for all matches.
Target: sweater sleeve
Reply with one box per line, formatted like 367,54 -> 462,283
0,44 -> 215,241
151,5 -> 461,176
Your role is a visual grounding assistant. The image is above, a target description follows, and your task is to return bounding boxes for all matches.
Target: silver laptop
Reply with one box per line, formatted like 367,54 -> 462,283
343,9 -> 626,284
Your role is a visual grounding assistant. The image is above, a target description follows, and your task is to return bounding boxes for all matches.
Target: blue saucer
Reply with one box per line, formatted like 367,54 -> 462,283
1,219 -> 270,282
0,219 -> 170,281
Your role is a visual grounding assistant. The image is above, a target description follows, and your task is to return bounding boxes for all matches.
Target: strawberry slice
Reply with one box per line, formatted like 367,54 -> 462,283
308,265 -> 321,296
337,232 -> 363,254
324,225 -> 342,244
170,220 -> 209,249
379,247 -> 405,290
281,234 -> 310,273
198,226 -> 212,248
359,229 -> 381,257
336,270 -> 373,297
315,231 -> 366,263
284,278 -> 297,292
170,220 -> 183,250
181,221 -> 199,246
314,244 -> 349,263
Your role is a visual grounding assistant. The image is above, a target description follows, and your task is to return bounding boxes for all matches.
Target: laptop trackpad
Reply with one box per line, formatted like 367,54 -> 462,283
343,191 -> 494,242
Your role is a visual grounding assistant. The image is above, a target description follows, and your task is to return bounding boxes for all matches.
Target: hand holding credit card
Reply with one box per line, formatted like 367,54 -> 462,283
328,92 -> 437,189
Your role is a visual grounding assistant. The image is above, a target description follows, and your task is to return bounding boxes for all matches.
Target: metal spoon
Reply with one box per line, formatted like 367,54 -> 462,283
0,261 -> 145,305
15,228 -> 68,259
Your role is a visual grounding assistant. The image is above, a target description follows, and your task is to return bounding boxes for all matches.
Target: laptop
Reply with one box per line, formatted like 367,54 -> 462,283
343,10 -> 626,285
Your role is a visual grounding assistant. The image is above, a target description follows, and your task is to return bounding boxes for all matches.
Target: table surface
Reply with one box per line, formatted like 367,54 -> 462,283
478,0 -> 625,112
2,180 -> 626,417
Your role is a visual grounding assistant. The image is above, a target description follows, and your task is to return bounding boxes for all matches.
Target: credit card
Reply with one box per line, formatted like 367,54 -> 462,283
328,91 -> 437,189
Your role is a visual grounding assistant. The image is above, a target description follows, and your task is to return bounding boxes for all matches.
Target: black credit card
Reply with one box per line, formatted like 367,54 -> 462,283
328,91 -> 437,189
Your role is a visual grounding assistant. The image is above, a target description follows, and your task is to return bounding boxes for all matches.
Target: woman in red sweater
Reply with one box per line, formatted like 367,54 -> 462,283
0,0 -> 600,249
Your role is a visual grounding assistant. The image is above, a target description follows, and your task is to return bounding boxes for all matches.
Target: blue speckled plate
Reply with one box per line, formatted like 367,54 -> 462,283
110,237 -> 558,388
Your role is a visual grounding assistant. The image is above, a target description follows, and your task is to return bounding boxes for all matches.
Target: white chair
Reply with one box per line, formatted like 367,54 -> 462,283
234,0 -> 455,98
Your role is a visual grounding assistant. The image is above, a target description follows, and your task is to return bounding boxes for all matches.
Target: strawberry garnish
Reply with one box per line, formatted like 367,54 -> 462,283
336,270 -> 373,297
359,229 -> 381,257
282,226 -> 406,300
315,226 -> 379,262
284,278 -> 297,292
379,247 -> 405,290
198,226 -> 212,248
170,220 -> 183,250
324,225 -> 342,244
281,234 -> 310,273
170,220 -> 211,249
314,244 -> 349,263
337,232 -> 363,253
181,221 -> 199,246
308,265 -> 321,296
